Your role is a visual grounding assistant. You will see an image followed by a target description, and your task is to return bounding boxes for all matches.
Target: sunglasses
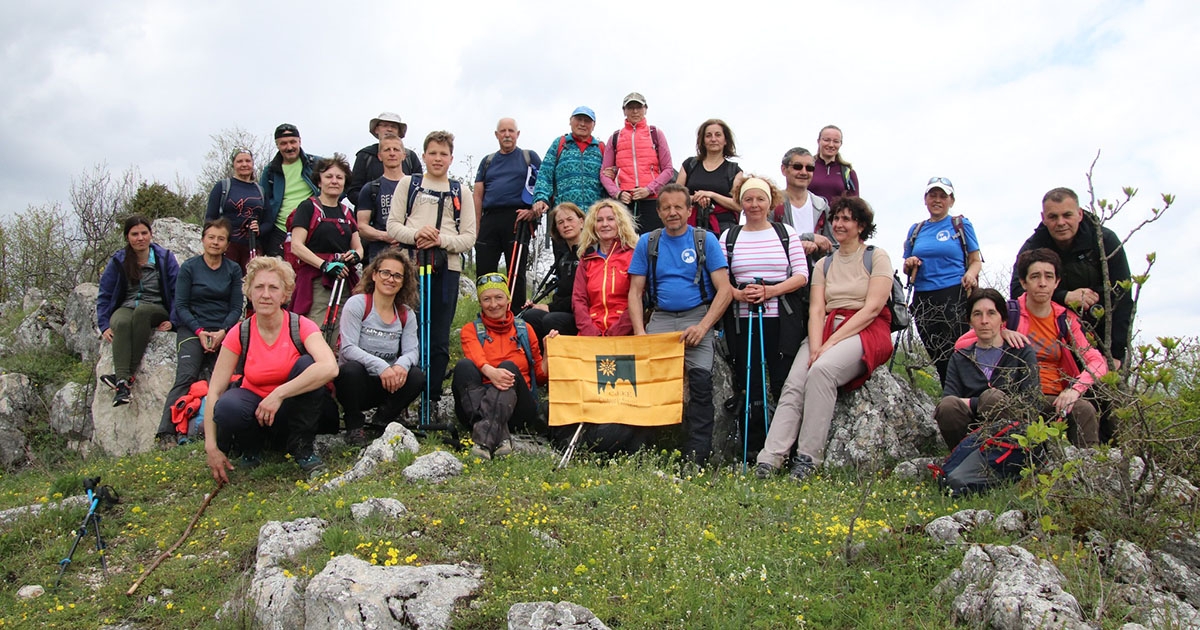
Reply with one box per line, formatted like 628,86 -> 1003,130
789,163 -> 816,172
375,269 -> 405,281
476,273 -> 507,287
927,176 -> 954,187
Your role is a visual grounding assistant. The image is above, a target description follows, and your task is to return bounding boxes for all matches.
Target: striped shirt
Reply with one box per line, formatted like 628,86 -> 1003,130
719,224 -> 808,318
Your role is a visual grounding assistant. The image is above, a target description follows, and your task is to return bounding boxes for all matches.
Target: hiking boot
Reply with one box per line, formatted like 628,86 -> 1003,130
155,433 -> 177,451
754,462 -> 777,479
100,373 -> 119,390
113,380 -> 132,407
239,451 -> 263,470
344,427 -> 370,447
493,439 -> 514,458
469,444 -> 492,461
788,454 -> 816,482
296,454 -> 327,479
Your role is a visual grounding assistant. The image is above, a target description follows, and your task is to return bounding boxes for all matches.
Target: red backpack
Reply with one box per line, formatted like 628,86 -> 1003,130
283,197 -> 357,272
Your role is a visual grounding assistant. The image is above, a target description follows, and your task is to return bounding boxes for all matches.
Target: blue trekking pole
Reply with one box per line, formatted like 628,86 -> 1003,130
419,249 -> 431,428
741,283 -> 756,473
755,278 -> 771,437
55,477 -> 117,588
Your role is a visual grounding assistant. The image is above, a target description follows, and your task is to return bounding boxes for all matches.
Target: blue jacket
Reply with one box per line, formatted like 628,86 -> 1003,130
259,149 -> 321,237
96,243 -> 180,332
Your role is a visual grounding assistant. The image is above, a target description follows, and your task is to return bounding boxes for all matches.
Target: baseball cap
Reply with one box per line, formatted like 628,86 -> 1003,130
570,106 -> 596,121
924,176 -> 954,196
274,123 -> 300,140
622,92 -> 647,107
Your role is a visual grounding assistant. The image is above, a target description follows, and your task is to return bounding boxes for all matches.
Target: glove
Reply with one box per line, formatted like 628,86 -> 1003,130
344,250 -> 361,266
320,260 -> 347,278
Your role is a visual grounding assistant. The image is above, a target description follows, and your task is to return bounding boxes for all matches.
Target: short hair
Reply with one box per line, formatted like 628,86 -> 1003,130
1016,248 -> 1063,281
577,199 -> 639,257
818,124 -> 852,168
202,217 -> 232,238
548,202 -> 585,243
829,196 -> 876,241
658,182 -> 691,202
378,133 -> 403,148
315,152 -> 352,182
423,130 -> 455,154
734,175 -> 783,208
694,119 -> 737,159
354,247 -> 418,308
965,288 -> 1007,323
1042,187 -> 1079,205
781,147 -> 813,166
243,256 -> 296,300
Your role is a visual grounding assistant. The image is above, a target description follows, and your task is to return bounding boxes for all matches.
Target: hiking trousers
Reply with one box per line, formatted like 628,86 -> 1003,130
934,388 -> 1014,449
213,355 -> 325,458
109,303 -> 170,381
335,360 -> 424,431
476,208 -> 533,312
157,330 -> 217,437
913,285 -> 968,387
451,359 -> 541,435
647,305 -> 715,463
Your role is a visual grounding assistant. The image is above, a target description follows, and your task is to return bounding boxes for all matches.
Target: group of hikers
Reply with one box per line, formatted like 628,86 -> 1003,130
94,92 -> 1132,485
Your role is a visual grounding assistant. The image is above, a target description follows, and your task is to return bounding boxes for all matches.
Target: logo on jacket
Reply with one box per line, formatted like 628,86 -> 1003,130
596,355 -> 637,395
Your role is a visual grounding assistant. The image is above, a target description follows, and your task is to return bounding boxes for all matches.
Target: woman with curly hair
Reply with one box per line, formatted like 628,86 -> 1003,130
572,199 -> 639,337
333,248 -> 424,446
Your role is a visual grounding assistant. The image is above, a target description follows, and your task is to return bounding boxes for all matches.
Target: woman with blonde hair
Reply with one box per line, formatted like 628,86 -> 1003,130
573,199 -> 639,337
809,124 -> 860,202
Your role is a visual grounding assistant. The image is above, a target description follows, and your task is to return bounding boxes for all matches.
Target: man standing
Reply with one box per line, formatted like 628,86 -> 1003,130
627,183 -> 732,465
348,112 -> 422,202
531,106 -> 606,216
775,147 -> 834,259
260,123 -> 321,257
356,134 -> 406,265
1010,187 -> 1132,366
474,118 -> 541,310
601,93 -> 675,234
387,131 -> 477,405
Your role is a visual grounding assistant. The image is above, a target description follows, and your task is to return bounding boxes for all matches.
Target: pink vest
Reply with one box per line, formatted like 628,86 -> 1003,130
613,121 -> 661,192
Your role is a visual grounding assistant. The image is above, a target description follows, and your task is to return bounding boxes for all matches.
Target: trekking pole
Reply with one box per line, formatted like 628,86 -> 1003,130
127,481 -> 222,596
754,278 -> 771,438
322,275 -> 345,346
419,249 -> 432,428
517,270 -> 558,319
506,221 -> 528,299
890,268 -> 919,369
741,284 -> 756,474
248,229 -> 258,261
55,477 -> 117,588
556,423 -> 585,470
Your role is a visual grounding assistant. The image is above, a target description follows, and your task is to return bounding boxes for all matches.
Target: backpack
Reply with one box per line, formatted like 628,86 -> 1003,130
471,316 -> 539,399
905,215 -> 977,267
404,174 -> 463,232
724,223 -> 808,356
1005,299 -> 1082,370
555,134 -> 605,160
218,177 -> 268,224
644,227 -> 710,308
822,245 -> 910,332
929,419 -> 1041,497
235,312 -> 307,376
841,164 -> 856,194
283,197 -> 357,272
608,126 -> 677,184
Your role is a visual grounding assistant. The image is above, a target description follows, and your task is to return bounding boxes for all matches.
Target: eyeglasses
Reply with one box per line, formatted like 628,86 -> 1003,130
927,176 -> 954,187
476,273 -> 507,287
375,269 -> 405,281
789,163 -> 816,172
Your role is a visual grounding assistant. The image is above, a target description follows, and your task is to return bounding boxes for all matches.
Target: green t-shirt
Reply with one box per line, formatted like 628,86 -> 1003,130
276,160 -> 312,231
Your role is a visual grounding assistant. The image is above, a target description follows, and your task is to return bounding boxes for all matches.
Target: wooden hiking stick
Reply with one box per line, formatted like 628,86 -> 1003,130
127,481 -> 224,596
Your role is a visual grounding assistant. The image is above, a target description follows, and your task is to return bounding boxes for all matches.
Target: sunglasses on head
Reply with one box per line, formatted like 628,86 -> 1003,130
927,176 -> 953,187
476,273 -> 507,287
789,163 -> 816,172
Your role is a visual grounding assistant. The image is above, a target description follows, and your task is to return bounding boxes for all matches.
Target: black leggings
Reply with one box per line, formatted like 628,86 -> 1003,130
913,285 -> 969,388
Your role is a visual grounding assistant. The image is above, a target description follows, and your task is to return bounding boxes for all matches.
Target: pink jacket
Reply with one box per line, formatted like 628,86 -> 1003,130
956,295 -> 1107,394
601,120 -> 674,198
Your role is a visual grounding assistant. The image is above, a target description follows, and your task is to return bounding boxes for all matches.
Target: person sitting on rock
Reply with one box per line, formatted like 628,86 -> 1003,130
334,248 -> 424,447
203,256 -> 339,482
934,288 -> 1040,449
97,215 -> 180,407
155,218 -> 244,448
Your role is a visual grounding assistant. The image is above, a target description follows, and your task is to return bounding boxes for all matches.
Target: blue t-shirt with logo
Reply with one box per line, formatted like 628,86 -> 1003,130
629,227 -> 728,312
474,148 -> 542,208
903,215 -> 980,292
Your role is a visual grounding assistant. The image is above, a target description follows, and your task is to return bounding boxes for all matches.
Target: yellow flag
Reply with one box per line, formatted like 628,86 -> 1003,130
546,333 -> 684,427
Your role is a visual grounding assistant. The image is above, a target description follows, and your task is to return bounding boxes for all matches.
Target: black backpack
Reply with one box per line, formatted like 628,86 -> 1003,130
821,246 -> 910,332
723,223 -> 808,356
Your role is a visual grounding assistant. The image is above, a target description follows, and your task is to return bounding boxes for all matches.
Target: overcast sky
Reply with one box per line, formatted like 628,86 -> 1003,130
2,0 -> 1196,342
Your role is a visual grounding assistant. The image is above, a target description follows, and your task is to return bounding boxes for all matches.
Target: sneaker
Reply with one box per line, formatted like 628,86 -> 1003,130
295,454 -> 327,478
788,454 -> 816,482
239,451 -> 263,470
344,427 -> 370,447
100,374 -> 119,390
493,439 -> 514,458
753,462 -> 777,479
113,380 -> 132,407
469,444 -> 491,461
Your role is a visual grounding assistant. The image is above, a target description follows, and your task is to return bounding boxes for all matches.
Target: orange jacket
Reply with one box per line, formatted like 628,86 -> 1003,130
460,313 -> 546,388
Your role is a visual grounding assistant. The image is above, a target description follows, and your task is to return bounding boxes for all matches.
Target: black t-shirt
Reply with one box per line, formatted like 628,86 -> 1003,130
682,157 -> 742,200
292,199 -> 355,255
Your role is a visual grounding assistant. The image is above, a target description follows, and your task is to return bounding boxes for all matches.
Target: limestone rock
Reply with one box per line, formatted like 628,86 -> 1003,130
993,510 -> 1027,535
824,370 -> 942,469
892,457 -> 939,481
938,544 -> 1088,630
16,585 -> 44,599
0,373 -> 37,469
1109,539 -> 1155,585
925,509 -> 993,544
63,283 -> 100,362
351,497 -> 408,521
249,518 -> 327,630
0,495 -> 88,528
0,298 -> 64,356
304,555 -> 483,630
255,518 -> 328,572
1153,550 -> 1200,608
507,601 -> 610,630
403,450 -> 462,483
88,331 -> 177,456
1114,582 -> 1200,629
151,218 -> 203,263
50,381 -> 92,442
321,423 -> 420,491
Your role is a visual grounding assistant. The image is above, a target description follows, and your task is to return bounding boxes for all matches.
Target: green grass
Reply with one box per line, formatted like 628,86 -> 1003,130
0,435 -> 1137,629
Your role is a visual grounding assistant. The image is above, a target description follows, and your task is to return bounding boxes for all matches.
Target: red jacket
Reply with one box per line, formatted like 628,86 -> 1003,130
955,294 -> 1106,394
572,243 -> 634,336
461,313 -> 546,389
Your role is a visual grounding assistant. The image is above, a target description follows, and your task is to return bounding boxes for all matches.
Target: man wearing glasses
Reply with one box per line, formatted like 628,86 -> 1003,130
775,147 -> 833,259
260,123 -> 322,257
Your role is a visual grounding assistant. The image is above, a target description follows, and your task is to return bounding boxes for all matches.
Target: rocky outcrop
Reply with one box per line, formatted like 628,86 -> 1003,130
507,601 -> 610,629
825,369 -> 941,469
151,218 -> 203,263
925,509 -> 994,544
403,451 -> 463,483
249,517 -> 328,630
304,556 -> 483,630
63,283 -> 100,362
50,381 -> 92,448
351,497 -> 408,521
89,331 -> 177,455
937,544 -> 1088,630
0,296 -> 65,356
321,423 -> 420,491
0,374 -> 37,468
